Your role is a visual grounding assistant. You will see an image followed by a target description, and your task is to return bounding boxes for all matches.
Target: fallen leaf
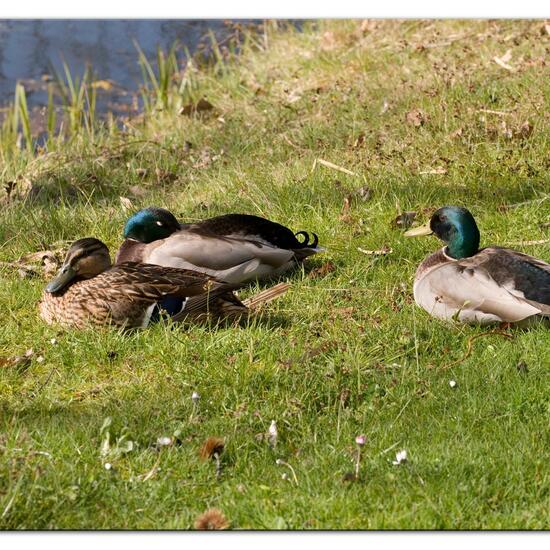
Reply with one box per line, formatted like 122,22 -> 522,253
340,196 -> 351,219
286,90 -> 302,104
332,307 -> 354,319
353,133 -> 365,148
119,196 -> 133,210
91,79 -> 115,91
394,211 -> 417,229
308,261 -> 336,279
320,31 -> 337,50
194,509 -> 229,530
515,121 -> 534,139
200,437 -> 225,460
493,49 -> 515,71
128,185 -> 148,198
357,246 -> 392,256
406,109 -> 426,127
449,127 -> 463,138
179,98 -> 214,116
419,166 -> 447,175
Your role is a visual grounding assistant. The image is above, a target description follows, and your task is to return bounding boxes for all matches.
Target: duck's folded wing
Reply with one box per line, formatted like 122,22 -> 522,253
100,262 -> 233,301
415,260 -> 549,323
146,232 -> 295,271
468,247 -> 550,306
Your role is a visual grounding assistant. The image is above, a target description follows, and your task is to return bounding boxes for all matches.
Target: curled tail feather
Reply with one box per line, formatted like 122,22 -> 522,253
294,231 -> 319,249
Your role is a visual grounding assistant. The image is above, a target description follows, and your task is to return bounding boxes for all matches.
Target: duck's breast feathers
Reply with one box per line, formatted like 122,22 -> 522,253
188,214 -> 319,250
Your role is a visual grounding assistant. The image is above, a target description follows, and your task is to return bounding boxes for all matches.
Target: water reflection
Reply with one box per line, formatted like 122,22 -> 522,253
0,19 -> 247,111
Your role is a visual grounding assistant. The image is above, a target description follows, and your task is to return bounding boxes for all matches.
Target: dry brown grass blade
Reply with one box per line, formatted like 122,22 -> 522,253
313,158 -> 357,176
442,330 -> 514,370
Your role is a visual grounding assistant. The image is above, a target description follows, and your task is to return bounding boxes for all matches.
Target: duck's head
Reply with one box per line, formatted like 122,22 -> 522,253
45,238 -> 112,293
405,206 -> 480,259
123,207 -> 181,243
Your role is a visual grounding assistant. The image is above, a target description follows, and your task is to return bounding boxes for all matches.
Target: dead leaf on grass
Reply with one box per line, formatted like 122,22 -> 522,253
199,437 -> 225,460
308,261 -> 336,279
179,98 -> 214,116
357,245 -> 393,256
493,49 -> 515,71
406,109 -> 426,127
515,121 -> 534,139
449,127 -> 463,139
394,211 -> 417,230
331,306 -> 355,319
352,133 -> 365,148
128,185 -> 148,198
119,196 -> 133,211
320,31 -> 337,51
419,166 -> 447,175
194,508 -> 229,530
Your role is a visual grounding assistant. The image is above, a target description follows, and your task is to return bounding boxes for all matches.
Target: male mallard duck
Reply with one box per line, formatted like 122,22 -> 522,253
40,238 -> 289,329
405,206 -> 550,324
114,207 -> 322,284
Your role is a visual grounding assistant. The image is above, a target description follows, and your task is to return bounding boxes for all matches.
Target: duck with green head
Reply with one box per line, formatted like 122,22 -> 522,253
40,237 -> 289,329
405,206 -> 550,324
114,207 -> 322,284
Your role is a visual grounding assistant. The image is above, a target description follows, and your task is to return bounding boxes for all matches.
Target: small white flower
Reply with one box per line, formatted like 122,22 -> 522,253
449,380 -> 457,388
104,462 -> 112,470
36,356 -> 45,363
281,473 -> 289,481
355,434 -> 366,446
392,449 -> 408,465
156,436 -> 173,447
50,338 -> 57,345
191,391 -> 200,403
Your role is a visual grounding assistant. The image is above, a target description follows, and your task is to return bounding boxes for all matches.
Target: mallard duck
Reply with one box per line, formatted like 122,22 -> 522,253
405,206 -> 550,324
40,238 -> 289,329
114,207 -> 322,284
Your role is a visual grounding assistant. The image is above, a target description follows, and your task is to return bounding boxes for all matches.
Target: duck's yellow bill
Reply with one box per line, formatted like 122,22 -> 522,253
404,223 -> 433,237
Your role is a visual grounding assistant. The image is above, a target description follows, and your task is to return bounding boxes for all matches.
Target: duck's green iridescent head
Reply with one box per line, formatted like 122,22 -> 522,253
123,207 -> 181,243
405,206 -> 480,259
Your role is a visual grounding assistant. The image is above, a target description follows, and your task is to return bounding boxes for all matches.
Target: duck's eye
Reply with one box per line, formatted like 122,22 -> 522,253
156,221 -> 164,226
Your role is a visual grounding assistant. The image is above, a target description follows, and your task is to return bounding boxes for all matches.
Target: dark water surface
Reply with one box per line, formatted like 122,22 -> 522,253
0,19 -> 247,115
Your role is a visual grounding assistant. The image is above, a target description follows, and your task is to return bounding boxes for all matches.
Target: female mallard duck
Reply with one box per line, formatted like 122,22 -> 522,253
405,206 -> 550,324
114,207 -> 322,284
40,238 -> 289,329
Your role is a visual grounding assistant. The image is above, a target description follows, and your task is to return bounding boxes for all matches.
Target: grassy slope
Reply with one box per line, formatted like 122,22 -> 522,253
0,20 -> 549,529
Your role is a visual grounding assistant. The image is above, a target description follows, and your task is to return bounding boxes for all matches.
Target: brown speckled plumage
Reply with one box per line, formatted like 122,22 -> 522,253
39,261 -> 238,329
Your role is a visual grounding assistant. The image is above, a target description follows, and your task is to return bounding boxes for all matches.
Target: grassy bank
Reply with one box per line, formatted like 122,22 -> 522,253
0,19 -> 549,529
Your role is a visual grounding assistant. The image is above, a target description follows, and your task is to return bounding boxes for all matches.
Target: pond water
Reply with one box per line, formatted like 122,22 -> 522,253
0,19 -> 256,120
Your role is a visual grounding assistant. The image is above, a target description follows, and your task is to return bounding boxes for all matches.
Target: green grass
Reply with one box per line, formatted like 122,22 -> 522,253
0,19 -> 549,529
